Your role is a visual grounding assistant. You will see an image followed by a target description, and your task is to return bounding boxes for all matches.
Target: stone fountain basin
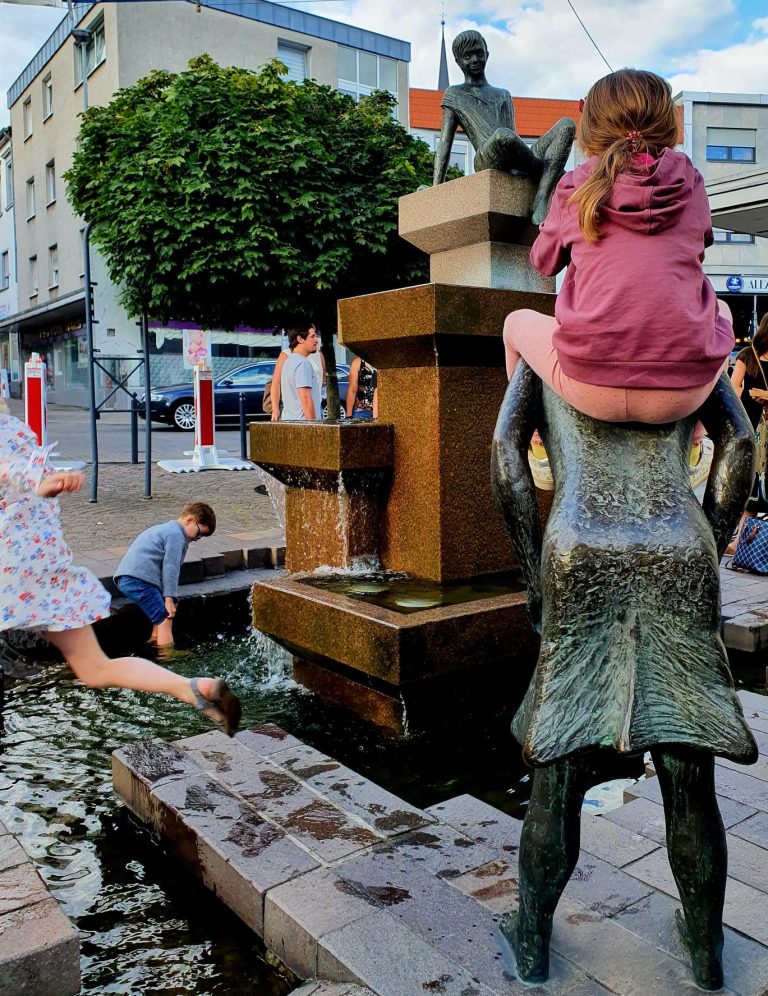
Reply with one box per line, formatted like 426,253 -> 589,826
251,570 -> 535,688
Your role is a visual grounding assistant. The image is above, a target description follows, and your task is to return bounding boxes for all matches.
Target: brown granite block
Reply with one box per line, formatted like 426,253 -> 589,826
252,574 -> 531,685
337,283 -> 555,370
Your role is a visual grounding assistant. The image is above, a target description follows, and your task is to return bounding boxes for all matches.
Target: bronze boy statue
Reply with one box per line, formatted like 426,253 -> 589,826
433,30 -> 575,224
491,363 -> 757,990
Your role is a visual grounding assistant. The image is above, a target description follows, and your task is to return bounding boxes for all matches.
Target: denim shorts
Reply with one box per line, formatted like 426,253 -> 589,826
115,576 -> 169,625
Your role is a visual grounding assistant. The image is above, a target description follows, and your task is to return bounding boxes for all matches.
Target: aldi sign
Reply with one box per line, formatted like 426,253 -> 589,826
724,274 -> 768,293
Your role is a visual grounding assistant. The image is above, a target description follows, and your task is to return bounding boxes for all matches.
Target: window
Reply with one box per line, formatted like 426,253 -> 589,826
29,256 -> 38,297
25,177 -> 35,219
75,16 -> 106,84
45,160 -> 56,204
0,252 -> 9,291
713,227 -> 755,244
449,148 -> 467,173
48,244 -> 59,288
2,155 -> 12,209
338,47 -> 399,103
42,74 -> 53,119
706,127 -> 756,163
22,97 -> 32,139
277,41 -> 308,82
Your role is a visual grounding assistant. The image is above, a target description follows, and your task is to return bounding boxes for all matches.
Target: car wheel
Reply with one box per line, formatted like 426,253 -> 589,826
322,403 -> 346,420
171,400 -> 196,431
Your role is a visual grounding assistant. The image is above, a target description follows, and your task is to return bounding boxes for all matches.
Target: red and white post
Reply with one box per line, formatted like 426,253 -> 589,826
191,362 -> 220,468
157,361 -> 253,473
24,353 -> 47,446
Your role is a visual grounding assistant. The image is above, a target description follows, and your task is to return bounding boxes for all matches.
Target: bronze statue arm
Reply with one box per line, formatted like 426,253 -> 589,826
433,107 -> 458,186
697,373 -> 756,561
491,361 -> 544,631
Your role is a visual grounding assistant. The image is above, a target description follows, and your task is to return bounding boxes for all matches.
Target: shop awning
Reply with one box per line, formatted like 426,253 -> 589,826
707,168 -> 768,238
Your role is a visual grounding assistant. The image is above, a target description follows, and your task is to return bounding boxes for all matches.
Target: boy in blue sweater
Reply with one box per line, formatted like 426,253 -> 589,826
115,501 -> 216,648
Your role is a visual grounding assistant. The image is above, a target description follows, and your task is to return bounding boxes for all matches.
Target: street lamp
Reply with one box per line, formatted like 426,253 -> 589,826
71,26 -> 93,112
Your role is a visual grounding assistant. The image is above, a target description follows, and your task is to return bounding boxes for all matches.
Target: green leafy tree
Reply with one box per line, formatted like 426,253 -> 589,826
65,55 -> 442,333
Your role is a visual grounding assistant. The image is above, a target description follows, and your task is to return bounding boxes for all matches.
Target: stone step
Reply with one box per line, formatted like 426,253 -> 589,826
114,725 -> 768,995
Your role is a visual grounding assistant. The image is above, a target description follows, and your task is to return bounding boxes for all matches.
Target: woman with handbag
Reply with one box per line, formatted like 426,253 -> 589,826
727,315 -> 768,556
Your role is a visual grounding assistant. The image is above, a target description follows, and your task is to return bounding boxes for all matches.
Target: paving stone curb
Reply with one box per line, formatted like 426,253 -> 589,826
0,818 -> 79,996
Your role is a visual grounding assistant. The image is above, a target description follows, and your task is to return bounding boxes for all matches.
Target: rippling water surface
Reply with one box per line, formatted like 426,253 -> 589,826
0,631 -> 533,994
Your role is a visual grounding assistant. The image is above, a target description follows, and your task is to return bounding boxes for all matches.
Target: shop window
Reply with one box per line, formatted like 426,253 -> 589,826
277,41 -> 308,82
43,74 -> 53,120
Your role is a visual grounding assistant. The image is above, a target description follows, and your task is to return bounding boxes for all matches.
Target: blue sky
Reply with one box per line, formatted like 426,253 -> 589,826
2,0 -> 768,127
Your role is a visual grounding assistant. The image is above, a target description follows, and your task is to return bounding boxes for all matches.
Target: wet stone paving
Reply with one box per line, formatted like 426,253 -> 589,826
112,692 -> 768,996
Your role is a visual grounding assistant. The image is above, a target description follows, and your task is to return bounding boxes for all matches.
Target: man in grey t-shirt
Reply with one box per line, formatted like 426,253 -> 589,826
280,324 -> 322,421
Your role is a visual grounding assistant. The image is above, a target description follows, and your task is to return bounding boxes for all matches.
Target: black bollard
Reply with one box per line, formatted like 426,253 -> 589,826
239,392 -> 248,460
130,393 -> 139,464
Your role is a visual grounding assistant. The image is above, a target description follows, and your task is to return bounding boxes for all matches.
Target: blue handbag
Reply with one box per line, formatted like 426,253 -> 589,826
730,516 -> 768,575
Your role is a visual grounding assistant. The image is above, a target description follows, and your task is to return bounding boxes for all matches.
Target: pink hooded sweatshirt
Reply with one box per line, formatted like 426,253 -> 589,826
530,148 -> 733,389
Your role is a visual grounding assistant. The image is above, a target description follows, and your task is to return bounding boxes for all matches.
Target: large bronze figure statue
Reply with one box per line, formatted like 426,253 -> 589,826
491,363 -> 758,990
433,30 -> 575,224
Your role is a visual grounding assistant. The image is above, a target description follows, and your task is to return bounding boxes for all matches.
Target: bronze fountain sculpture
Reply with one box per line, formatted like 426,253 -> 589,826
491,362 -> 758,990
433,30 -> 575,224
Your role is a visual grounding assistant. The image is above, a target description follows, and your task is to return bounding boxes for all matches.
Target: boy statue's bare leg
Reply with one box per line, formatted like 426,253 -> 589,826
530,118 -> 577,224
653,747 -> 726,991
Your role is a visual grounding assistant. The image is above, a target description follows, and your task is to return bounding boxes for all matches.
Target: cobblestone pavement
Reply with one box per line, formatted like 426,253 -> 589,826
58,461 -> 281,562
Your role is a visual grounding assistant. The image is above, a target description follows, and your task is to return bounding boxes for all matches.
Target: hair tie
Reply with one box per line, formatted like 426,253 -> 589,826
626,130 -> 643,151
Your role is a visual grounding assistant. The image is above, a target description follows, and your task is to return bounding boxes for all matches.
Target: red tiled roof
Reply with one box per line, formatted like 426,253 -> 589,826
410,88 -> 581,136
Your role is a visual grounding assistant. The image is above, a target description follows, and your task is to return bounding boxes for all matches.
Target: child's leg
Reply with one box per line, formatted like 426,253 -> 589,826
45,625 -> 201,702
156,618 -> 174,648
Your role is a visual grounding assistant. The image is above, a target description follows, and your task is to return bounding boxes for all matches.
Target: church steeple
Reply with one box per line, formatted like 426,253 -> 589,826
438,9 -> 449,90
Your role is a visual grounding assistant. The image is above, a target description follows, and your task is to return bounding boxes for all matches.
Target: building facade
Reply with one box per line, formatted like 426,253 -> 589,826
677,91 -> 768,344
2,0 -> 410,404
0,126 -> 20,393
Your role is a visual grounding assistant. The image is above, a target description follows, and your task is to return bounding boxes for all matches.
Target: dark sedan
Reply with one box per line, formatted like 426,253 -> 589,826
139,360 -> 349,430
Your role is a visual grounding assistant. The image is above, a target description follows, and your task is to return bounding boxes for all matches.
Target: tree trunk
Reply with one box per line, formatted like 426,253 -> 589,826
321,331 -> 340,420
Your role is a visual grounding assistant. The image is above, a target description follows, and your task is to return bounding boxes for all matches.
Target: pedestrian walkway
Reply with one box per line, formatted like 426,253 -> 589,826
113,690 -> 768,995
721,557 -> 768,652
58,461 -> 284,594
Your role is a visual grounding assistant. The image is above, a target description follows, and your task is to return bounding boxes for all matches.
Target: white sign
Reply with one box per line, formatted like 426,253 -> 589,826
717,274 -> 768,294
182,329 -> 212,369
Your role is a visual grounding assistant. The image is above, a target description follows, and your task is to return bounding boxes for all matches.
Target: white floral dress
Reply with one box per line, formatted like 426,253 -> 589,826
0,415 -> 111,632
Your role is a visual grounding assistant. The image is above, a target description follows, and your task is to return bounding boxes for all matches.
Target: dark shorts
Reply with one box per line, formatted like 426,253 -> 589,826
115,576 -> 168,625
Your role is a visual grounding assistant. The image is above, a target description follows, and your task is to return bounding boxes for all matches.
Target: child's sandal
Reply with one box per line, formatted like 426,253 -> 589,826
190,677 -> 242,737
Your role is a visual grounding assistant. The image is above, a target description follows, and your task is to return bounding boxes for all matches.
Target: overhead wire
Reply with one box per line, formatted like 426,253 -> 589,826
565,0 -> 613,72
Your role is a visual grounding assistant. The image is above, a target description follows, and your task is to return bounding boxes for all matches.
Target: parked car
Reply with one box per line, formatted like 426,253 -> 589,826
139,360 -> 349,430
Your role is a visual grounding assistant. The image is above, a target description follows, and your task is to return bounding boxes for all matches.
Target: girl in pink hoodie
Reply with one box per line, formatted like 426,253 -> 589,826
504,69 -> 733,430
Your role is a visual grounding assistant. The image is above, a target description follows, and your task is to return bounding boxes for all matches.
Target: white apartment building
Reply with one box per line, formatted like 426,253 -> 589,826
677,91 -> 768,343
2,0 -> 410,405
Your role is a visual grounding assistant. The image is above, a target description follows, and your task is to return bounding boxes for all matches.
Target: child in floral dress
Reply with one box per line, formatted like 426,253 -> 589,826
0,411 -> 240,735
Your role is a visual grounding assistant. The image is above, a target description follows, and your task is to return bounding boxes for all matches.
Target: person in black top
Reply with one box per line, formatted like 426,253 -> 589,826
729,314 -> 768,550
345,357 -> 378,420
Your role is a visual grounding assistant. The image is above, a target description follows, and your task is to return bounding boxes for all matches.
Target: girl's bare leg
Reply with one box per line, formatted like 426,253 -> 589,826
44,625 -> 211,705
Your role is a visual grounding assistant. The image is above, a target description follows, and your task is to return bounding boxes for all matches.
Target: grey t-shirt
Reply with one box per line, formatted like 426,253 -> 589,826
114,520 -> 189,597
281,352 -> 321,421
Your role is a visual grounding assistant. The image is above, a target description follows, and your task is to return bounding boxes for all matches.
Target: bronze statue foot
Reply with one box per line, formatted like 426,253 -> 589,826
675,909 -> 724,991
500,911 -> 550,985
